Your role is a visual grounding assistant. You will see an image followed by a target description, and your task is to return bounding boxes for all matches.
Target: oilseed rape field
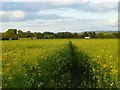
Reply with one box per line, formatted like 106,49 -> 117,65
2,39 -> 118,88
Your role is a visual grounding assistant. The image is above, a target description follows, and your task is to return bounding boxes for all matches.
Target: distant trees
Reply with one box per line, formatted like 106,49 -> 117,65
72,33 -> 79,38
2,29 -> 18,40
18,30 -> 25,38
92,31 -> 96,38
113,33 -> 118,38
97,33 -> 104,38
33,32 -> 43,39
26,31 -> 33,38
57,32 -> 73,38
82,32 -> 96,38
96,32 -> 116,38
6,29 -> 17,38
83,32 -> 89,37
1,28 -> 119,40
2,33 -> 9,40
43,32 -> 55,39
57,32 -> 64,38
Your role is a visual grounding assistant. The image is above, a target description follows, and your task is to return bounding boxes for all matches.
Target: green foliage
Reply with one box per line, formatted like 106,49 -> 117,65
26,31 -> 33,38
6,29 -> 17,38
33,32 -> 43,39
2,29 -> 18,40
83,32 -> 89,37
57,32 -> 73,38
18,30 -> 26,38
2,38 -> 9,40
2,33 -> 9,40
43,34 -> 55,39
72,33 -> 79,38
42,32 -> 55,39
71,39 -> 118,88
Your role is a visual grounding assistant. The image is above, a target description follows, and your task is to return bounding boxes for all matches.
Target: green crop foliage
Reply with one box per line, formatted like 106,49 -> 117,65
2,39 -> 118,88
70,39 -> 118,88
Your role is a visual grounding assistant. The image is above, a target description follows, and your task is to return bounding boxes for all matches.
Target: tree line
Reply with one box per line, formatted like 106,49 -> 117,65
1,29 -> 119,40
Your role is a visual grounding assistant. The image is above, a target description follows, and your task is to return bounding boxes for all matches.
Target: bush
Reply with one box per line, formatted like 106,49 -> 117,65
11,38 -> 18,40
2,38 -> 9,40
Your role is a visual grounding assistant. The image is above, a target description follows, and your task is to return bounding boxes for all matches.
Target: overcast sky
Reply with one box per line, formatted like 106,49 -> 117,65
0,0 -> 118,33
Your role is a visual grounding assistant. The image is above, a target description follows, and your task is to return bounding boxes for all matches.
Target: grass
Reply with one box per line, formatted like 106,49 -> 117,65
2,39 -> 118,88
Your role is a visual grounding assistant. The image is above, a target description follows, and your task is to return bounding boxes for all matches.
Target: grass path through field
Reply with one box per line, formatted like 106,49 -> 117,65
68,40 -> 94,88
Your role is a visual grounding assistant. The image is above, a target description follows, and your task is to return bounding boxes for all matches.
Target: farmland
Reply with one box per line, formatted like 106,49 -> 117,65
2,39 -> 118,88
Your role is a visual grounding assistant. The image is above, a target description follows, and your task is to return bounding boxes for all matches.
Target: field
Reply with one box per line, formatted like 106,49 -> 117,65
2,39 -> 118,88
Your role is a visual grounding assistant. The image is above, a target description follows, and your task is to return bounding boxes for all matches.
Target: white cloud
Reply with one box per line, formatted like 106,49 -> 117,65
35,8 -> 117,20
1,19 -> 117,33
89,0 -> 118,12
36,10 -> 53,16
107,18 -> 118,26
0,11 -> 26,21
91,0 -> 118,3
1,0 -> 118,3
52,0 -> 87,3
1,0 -> 87,3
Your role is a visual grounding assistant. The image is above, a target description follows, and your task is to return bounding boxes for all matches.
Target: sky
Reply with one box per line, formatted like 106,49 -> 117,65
0,0 -> 118,33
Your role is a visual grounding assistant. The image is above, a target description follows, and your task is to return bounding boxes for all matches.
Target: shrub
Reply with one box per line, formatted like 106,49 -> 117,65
2,38 -> 9,40
11,38 -> 18,40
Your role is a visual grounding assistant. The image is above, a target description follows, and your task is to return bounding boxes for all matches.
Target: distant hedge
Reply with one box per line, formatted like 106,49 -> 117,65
1,38 -> 19,40
1,28 -> 119,39
2,38 -> 9,40
11,38 -> 18,40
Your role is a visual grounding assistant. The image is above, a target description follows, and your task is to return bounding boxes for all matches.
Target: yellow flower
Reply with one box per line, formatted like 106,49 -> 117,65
8,76 -> 12,80
103,64 -> 106,68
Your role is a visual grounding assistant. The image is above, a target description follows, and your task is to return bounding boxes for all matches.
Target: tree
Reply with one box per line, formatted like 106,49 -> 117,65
92,31 -> 96,38
43,34 -> 50,39
118,31 -> 120,38
57,32 -> 64,38
88,32 -> 92,37
43,34 -> 55,39
57,32 -> 72,38
72,33 -> 78,38
64,32 -> 72,38
49,34 -> 55,39
6,29 -> 17,38
2,33 -> 9,40
11,34 -> 18,40
43,31 -> 55,39
113,33 -> 118,38
43,31 -> 53,36
83,32 -> 89,37
97,33 -> 104,38
18,30 -> 25,38
26,31 -> 32,38
33,32 -> 43,39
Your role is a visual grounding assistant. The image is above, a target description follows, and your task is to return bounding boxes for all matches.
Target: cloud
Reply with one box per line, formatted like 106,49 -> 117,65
1,2 -> 46,12
0,10 -> 26,21
1,19 -> 117,33
1,0 -> 119,3
107,18 -> 118,26
89,1 -> 118,12
1,1 -> 117,15
1,9 -> 64,22
0,1 -> 118,32
35,7 -> 117,20
52,0 -> 87,3
1,0 -> 87,3
91,0 -> 118,3
1,1 -> 118,22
